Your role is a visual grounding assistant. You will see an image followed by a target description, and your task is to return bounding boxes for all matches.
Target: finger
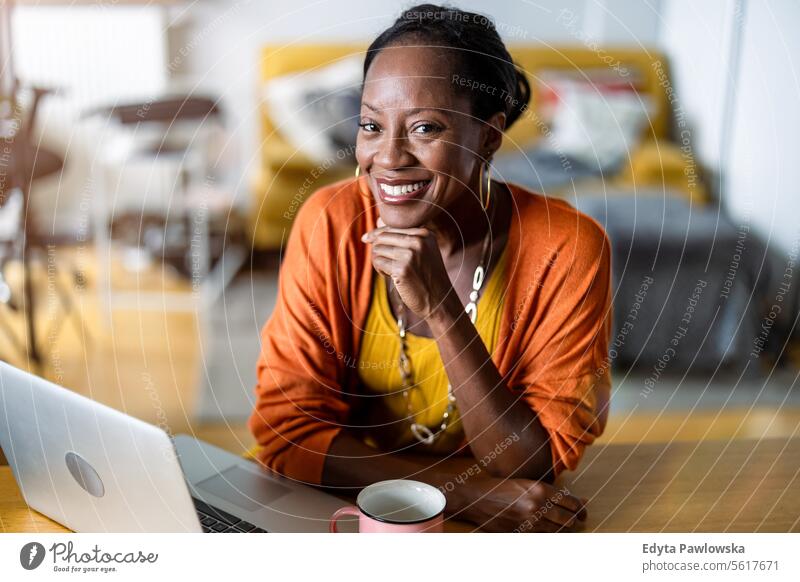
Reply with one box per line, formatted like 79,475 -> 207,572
371,248 -> 411,279
550,488 -> 588,520
370,244 -> 413,263
371,256 -> 395,279
577,499 -> 589,522
537,504 -> 581,530
556,499 -> 587,521
362,226 -> 429,242
571,517 -> 588,532
526,482 -> 586,525
519,517 -> 560,533
554,495 -> 588,522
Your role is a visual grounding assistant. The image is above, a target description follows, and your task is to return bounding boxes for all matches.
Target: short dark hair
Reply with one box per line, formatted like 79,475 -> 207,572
363,3 -> 531,130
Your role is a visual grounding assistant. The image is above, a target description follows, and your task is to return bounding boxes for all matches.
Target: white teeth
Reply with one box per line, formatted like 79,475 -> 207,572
379,181 -> 427,196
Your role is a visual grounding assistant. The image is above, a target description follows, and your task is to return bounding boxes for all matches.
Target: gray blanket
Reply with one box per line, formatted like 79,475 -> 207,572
575,195 -> 775,378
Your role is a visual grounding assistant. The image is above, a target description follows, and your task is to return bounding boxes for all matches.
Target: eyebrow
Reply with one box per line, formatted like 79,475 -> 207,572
361,103 -> 449,116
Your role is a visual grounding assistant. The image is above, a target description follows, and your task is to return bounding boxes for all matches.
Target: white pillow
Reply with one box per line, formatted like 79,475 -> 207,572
262,55 -> 363,163
0,190 -> 22,242
543,79 -> 653,169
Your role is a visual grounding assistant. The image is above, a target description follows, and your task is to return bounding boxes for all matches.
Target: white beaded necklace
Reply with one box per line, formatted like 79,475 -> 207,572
388,197 -> 496,445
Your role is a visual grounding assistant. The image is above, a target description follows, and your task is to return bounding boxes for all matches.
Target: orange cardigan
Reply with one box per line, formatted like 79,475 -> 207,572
248,178 -> 612,484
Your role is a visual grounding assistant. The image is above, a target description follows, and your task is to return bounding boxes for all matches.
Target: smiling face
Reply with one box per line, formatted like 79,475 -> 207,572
357,43 -> 502,230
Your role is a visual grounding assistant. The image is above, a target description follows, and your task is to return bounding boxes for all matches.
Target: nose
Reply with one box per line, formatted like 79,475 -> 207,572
371,133 -> 416,173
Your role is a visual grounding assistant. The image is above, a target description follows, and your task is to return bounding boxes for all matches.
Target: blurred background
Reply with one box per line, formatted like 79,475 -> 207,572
1,0 -> 798,459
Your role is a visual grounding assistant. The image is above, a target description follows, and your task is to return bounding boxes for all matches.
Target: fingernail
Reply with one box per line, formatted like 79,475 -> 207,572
361,233 -> 368,242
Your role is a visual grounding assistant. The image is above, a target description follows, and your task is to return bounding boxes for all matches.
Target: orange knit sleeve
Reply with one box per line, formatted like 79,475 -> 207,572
516,214 -> 613,477
247,191 -> 350,485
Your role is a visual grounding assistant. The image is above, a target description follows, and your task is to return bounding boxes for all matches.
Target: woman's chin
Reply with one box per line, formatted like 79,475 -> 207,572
376,202 -> 430,229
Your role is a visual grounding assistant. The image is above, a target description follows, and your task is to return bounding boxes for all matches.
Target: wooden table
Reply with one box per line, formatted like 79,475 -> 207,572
562,436 -> 800,532
2,437 -> 799,533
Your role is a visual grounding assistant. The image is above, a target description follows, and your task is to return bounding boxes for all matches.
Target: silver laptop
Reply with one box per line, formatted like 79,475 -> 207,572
0,361 -> 348,533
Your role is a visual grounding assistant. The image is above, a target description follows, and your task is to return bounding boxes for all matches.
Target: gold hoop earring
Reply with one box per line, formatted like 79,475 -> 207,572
478,162 -> 492,211
478,163 -> 485,209
354,165 -> 371,198
484,163 -> 492,211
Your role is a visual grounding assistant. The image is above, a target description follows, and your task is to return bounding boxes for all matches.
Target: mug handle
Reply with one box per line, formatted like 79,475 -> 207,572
330,505 -> 360,533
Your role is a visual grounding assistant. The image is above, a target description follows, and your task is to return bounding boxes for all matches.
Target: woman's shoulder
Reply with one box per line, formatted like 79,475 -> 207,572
295,177 -> 373,229
286,178 -> 376,267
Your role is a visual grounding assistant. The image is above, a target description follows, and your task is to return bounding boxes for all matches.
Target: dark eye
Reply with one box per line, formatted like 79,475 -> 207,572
359,122 -> 379,133
412,123 -> 441,135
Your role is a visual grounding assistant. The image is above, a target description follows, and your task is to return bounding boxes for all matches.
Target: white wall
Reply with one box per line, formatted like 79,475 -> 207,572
12,6 -> 168,236
726,0 -> 800,256
658,0 -> 735,169
659,0 -> 800,256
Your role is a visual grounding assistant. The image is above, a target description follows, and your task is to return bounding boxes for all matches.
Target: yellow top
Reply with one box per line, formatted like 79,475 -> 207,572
356,247 -> 509,453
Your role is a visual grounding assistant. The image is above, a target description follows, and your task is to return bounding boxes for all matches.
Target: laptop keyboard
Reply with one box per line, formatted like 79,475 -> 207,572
192,497 -> 268,533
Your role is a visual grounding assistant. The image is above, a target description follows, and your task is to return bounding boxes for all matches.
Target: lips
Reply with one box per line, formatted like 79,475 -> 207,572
374,177 -> 432,205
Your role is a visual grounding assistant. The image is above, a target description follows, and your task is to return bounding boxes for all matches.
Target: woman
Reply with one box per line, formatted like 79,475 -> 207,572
248,4 -> 612,532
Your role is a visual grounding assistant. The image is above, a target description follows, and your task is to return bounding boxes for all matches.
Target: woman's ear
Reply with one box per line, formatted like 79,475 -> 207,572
481,111 -> 506,160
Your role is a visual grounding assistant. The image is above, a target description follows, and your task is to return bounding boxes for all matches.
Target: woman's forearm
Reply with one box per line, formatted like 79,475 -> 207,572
321,431 -> 481,513
426,288 -> 554,481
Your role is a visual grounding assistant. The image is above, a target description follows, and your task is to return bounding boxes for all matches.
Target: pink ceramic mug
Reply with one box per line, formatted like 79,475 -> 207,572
329,479 -> 446,533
